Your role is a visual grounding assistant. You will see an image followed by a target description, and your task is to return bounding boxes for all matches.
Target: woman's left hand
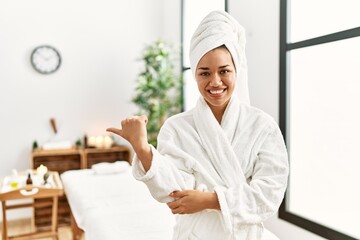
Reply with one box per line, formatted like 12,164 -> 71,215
167,190 -> 220,214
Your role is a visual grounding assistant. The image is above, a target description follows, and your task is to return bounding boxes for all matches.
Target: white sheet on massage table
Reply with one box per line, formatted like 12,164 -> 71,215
61,168 -> 175,240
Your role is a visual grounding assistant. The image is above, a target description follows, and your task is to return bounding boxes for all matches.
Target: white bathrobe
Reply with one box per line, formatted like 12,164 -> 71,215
132,96 -> 289,240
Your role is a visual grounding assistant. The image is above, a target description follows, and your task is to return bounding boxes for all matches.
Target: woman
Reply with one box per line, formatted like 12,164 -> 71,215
107,10 -> 288,240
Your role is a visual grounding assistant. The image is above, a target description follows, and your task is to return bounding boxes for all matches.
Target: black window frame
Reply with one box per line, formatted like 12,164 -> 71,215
279,0 -> 360,239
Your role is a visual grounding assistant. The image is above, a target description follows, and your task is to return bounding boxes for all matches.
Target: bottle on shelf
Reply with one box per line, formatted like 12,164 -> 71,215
26,172 -> 33,185
84,134 -> 88,148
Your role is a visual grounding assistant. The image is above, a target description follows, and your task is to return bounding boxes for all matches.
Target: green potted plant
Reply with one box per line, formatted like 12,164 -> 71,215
132,40 -> 182,147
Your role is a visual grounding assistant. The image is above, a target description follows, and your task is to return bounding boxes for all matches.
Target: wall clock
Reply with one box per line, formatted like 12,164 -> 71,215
30,45 -> 61,74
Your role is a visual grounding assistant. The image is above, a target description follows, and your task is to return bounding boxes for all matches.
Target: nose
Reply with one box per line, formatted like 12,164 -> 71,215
209,73 -> 222,87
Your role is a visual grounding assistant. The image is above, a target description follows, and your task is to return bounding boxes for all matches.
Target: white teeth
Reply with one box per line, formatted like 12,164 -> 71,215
209,89 -> 224,94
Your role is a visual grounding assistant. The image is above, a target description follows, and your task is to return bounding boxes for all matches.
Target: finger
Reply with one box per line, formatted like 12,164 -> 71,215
167,200 -> 179,209
106,127 -> 123,136
122,118 -> 129,124
170,190 -> 188,198
167,202 -> 174,210
139,115 -> 148,124
170,206 -> 183,215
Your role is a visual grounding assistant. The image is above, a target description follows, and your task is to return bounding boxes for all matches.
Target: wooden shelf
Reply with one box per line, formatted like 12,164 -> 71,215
84,146 -> 131,168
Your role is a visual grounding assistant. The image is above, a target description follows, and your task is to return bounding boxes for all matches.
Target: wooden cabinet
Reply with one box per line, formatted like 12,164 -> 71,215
32,146 -> 131,229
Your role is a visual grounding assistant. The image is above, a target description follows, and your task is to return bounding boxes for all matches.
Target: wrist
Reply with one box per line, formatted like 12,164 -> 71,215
134,143 -> 152,172
204,192 -> 220,210
133,141 -> 150,153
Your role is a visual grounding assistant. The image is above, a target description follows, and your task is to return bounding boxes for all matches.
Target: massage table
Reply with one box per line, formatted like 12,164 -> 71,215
60,164 -> 175,240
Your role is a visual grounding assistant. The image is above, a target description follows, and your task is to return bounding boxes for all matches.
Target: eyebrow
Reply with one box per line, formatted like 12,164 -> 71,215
197,64 -> 230,70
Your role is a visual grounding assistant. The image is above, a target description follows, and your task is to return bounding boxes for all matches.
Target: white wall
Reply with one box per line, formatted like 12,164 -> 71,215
228,0 -> 326,239
0,0 -> 181,220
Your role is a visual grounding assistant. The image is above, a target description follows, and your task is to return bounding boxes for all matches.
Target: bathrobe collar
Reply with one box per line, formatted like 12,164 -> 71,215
193,96 -> 246,187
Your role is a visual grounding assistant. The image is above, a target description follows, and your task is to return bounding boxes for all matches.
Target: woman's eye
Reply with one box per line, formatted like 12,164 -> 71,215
220,70 -> 230,74
200,72 -> 210,76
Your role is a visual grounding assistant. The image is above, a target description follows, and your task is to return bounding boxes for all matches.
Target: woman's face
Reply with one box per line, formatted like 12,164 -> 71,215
195,47 -> 236,112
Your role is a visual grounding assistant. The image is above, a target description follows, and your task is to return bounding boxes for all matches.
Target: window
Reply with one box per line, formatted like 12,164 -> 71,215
279,0 -> 360,239
181,0 -> 227,111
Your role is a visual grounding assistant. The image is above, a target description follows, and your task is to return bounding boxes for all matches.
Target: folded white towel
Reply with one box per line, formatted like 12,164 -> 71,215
92,161 -> 130,175
42,141 -> 72,150
190,10 -> 250,104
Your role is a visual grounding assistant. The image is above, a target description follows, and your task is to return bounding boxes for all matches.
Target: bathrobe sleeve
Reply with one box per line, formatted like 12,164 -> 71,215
214,122 -> 289,227
132,125 -> 196,203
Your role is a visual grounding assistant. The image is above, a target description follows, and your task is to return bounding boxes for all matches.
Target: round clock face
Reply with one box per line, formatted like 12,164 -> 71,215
31,45 -> 61,74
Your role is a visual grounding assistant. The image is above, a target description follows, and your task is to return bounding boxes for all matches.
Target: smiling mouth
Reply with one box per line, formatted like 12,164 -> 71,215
208,89 -> 226,95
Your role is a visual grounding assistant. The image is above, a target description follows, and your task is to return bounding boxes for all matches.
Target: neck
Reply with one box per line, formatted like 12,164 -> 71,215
209,104 -> 227,124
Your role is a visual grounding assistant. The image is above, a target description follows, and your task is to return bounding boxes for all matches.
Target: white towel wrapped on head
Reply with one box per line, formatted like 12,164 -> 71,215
92,161 -> 130,175
190,10 -> 250,104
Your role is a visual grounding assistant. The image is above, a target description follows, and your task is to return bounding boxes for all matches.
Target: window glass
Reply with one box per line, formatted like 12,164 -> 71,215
183,69 -> 199,110
288,37 -> 360,239
289,0 -> 360,42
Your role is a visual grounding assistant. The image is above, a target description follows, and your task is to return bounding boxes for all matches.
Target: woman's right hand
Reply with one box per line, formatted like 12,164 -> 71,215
106,115 -> 149,152
107,115 -> 153,171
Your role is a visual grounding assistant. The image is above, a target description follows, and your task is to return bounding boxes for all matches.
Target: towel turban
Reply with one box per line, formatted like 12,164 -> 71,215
190,10 -> 250,104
